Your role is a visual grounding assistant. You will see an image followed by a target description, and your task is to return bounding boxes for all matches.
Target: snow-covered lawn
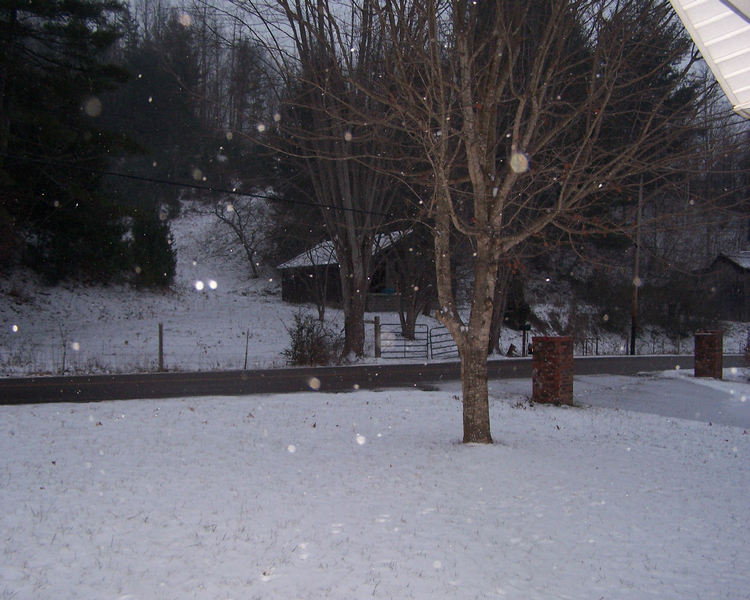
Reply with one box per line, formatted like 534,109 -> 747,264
2,372 -> 749,599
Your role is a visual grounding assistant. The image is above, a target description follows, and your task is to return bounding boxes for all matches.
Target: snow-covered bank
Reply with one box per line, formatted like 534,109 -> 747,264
2,373 -> 749,599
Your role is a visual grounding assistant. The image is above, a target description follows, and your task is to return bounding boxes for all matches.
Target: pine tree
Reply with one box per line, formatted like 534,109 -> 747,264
130,210 -> 175,288
0,0 -> 130,280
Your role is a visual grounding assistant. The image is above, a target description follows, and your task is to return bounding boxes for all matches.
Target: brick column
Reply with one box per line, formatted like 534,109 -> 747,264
532,336 -> 574,405
694,330 -> 723,379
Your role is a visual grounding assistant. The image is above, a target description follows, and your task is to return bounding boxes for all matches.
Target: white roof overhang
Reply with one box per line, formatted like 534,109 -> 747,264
668,0 -> 750,119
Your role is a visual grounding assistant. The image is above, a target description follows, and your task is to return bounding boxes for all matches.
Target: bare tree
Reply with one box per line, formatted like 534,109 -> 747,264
232,0 -> 706,442
232,0 -> 402,358
212,196 -> 273,278
365,0 -> 703,442
389,224 -> 435,339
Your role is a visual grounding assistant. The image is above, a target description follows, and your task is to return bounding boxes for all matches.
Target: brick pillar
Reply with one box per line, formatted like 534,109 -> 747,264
694,330 -> 723,379
532,336 -> 574,405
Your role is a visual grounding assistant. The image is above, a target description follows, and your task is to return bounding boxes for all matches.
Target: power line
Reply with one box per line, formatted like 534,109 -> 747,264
1,153 -> 391,218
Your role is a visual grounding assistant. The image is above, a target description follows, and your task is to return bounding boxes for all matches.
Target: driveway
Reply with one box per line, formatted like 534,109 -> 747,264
573,371 -> 750,429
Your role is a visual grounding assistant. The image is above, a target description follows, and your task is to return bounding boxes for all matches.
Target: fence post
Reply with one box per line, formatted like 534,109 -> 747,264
244,328 -> 250,370
374,316 -> 381,358
158,323 -> 165,372
521,324 -> 530,357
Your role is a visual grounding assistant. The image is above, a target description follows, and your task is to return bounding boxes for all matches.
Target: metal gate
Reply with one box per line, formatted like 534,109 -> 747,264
379,323 -> 429,359
429,325 -> 459,359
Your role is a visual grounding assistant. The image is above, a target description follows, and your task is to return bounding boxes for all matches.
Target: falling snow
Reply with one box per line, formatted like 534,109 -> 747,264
509,150 -> 530,173
83,96 -> 102,117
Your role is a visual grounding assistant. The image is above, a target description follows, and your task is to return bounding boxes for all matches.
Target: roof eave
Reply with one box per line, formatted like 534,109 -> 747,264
669,0 -> 750,120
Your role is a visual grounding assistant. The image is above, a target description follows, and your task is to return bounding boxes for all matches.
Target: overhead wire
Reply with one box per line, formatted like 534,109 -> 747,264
1,153 -> 392,218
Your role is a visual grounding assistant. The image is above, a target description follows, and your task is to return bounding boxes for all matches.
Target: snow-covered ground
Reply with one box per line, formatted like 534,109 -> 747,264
3,201 -> 750,598
1,370 -> 749,599
1,202 -> 298,375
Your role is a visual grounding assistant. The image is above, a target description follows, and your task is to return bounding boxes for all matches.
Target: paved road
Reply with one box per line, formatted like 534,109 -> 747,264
0,354 -> 744,404
575,373 -> 750,428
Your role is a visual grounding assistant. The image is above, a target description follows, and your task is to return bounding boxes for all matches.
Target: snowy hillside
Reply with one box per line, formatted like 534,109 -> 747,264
1,202 -> 296,375
1,200 -> 747,377
1,201 -> 451,376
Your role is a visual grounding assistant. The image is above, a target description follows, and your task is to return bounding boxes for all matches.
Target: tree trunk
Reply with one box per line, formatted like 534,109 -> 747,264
339,263 -> 368,358
342,287 -> 366,357
245,247 -> 259,278
459,341 -> 493,444
432,186 -> 495,444
398,290 -> 419,340
0,6 -> 18,161
488,263 -> 512,355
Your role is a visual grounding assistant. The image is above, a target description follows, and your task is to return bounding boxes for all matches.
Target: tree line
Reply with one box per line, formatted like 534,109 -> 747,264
0,0 -> 274,284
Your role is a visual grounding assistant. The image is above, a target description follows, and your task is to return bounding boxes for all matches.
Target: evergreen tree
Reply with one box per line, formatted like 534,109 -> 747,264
102,11 -> 204,214
0,0 -> 132,280
130,210 -> 176,288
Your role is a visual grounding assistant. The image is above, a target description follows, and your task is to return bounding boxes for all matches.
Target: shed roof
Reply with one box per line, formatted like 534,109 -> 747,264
719,251 -> 750,270
277,231 -> 407,270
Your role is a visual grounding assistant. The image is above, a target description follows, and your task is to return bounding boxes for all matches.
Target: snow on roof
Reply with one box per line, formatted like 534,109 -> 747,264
720,251 -> 750,270
277,240 -> 338,270
276,230 -> 408,270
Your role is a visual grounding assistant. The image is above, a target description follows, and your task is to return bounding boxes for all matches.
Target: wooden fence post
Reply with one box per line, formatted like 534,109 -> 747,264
244,328 -> 250,370
374,316 -> 381,358
158,323 -> 165,372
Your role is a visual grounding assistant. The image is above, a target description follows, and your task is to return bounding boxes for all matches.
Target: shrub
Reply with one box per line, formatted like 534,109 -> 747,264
282,312 -> 343,366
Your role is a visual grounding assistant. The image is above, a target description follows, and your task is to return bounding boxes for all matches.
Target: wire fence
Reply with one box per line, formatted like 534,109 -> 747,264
1,321 -> 271,377
3,318 -> 747,376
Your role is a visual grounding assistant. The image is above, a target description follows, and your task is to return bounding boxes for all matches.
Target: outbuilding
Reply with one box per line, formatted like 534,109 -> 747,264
704,251 -> 750,321
276,232 -> 406,312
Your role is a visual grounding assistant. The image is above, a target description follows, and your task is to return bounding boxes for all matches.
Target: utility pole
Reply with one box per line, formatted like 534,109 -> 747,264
630,176 -> 643,356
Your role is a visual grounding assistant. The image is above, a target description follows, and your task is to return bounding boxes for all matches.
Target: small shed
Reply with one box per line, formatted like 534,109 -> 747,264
276,232 -> 405,311
704,251 -> 750,321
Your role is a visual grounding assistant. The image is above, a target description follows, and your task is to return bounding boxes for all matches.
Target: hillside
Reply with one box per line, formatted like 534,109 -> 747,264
1,202 -> 446,376
1,201 -> 747,377
1,202 -> 295,375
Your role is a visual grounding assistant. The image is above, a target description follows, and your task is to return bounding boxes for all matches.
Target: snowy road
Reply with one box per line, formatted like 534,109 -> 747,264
575,371 -> 750,429
430,368 -> 750,429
